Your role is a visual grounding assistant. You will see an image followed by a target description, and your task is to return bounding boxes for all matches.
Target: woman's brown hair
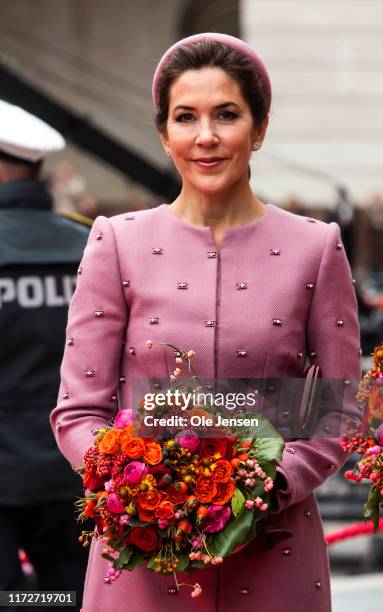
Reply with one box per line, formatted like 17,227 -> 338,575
155,40 -> 269,132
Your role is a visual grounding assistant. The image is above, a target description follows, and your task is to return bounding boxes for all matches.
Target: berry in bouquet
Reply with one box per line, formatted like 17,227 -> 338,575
342,343 -> 383,530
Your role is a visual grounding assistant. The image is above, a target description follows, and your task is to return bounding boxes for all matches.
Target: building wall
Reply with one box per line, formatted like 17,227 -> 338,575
0,0 -> 185,209
242,0 -> 383,207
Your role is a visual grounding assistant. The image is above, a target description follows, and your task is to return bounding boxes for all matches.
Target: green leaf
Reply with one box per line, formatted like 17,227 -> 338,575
101,553 -> 115,562
124,549 -> 146,570
364,486 -> 381,532
175,552 -> 190,572
146,555 -> 159,571
231,488 -> 245,518
114,547 -> 133,568
210,508 -> 254,557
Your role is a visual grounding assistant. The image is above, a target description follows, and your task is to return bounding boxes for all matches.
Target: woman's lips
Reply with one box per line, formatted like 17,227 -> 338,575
192,157 -> 226,169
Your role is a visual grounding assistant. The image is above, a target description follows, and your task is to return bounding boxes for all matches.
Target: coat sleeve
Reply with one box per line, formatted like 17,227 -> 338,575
49,215 -> 128,470
269,221 -> 363,515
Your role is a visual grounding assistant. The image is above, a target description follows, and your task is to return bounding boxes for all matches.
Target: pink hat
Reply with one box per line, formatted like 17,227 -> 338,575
152,32 -> 272,114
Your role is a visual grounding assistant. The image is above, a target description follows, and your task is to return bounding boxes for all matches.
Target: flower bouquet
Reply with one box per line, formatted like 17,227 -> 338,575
75,342 -> 284,596
341,343 -> 383,531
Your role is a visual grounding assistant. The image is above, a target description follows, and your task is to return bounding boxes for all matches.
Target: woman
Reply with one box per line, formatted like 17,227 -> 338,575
50,33 -> 361,612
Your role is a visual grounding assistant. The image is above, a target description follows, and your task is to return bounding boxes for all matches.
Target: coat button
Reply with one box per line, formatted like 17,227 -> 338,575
94,310 -> 104,317
236,282 -> 248,290
309,350 -> 317,358
110,395 -> 117,401
96,233 -> 103,240
304,510 -> 311,518
336,319 -> 344,326
67,337 -> 74,346
270,248 -> 281,255
177,282 -> 188,289
84,369 -> 95,377
236,350 -> 248,357
297,352 -> 303,359
306,282 -> 315,289
315,581 -> 321,590
272,318 -> 283,326
336,242 -> 343,249
152,248 -> 163,254
122,280 -> 130,287
239,587 -> 250,595
149,317 -> 159,324
129,347 -> 136,355
120,376 -> 126,383
167,587 -> 178,595
207,251 -> 217,258
62,392 -> 69,400
282,548 -> 291,556
205,320 -> 216,327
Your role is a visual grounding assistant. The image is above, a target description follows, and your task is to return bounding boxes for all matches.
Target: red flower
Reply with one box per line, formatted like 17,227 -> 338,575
83,471 -> 104,490
148,464 -> 172,488
211,479 -> 235,505
126,526 -> 159,552
155,501 -> 175,520
166,484 -> 188,505
199,438 -> 229,460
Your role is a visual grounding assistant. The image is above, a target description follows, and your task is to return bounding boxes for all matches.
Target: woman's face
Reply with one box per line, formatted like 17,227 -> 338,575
160,67 -> 268,195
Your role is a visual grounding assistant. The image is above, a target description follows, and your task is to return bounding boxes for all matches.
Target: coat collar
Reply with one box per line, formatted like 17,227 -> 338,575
0,179 -> 52,210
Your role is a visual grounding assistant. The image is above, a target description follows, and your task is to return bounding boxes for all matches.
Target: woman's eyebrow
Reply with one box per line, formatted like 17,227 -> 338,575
173,101 -> 240,112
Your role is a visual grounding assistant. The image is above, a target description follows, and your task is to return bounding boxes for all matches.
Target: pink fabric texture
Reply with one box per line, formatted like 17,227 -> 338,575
50,203 -> 361,611
152,32 -> 272,113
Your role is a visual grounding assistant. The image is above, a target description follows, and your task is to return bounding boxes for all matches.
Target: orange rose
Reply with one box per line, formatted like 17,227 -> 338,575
143,441 -> 162,465
368,385 -> 383,422
166,484 -> 188,505
138,506 -> 156,523
194,475 -> 217,503
123,437 -> 145,459
98,429 -> 120,454
211,479 -> 235,505
137,489 -> 162,511
118,426 -> 133,451
211,459 -> 233,483
154,500 -> 175,520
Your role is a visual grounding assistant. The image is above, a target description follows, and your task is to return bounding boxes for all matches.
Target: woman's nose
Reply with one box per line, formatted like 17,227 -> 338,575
195,120 -> 219,147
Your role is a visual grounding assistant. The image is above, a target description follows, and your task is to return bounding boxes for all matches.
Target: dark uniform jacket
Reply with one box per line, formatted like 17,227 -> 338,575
0,179 -> 91,505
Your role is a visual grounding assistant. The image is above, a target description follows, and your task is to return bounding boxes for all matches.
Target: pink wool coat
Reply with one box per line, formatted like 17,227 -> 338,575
50,203 -> 362,612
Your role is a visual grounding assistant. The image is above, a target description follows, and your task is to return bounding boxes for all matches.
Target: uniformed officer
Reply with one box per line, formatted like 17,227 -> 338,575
0,100 -> 91,610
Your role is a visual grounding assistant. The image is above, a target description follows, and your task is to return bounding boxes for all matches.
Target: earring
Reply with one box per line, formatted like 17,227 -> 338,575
166,149 -> 171,156
253,142 -> 261,151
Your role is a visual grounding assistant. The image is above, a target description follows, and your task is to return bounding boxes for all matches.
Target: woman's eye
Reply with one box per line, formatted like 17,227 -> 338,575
216,110 -> 238,120
175,113 -> 194,122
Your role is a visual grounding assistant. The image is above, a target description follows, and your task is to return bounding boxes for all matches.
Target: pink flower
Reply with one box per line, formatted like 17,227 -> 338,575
114,409 -> 133,429
202,505 -> 231,533
106,493 -> 126,514
123,461 -> 148,485
175,429 -> 199,453
366,445 -> 382,456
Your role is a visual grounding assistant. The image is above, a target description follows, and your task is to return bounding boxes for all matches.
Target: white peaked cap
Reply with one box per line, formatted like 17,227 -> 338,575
0,99 -> 65,162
